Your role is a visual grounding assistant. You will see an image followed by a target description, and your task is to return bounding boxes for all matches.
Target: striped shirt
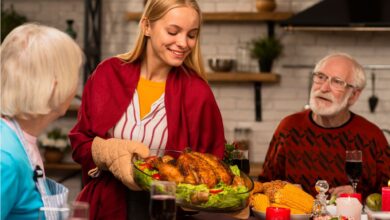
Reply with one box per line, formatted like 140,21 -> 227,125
109,90 -> 168,150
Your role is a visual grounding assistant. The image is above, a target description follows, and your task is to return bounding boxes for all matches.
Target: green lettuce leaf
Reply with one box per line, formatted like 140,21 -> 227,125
134,159 -> 250,209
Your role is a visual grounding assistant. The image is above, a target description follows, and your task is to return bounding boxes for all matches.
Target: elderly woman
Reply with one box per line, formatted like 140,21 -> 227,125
1,23 -> 83,220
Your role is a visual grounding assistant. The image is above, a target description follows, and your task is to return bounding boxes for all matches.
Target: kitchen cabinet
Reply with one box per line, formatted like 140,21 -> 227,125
126,11 -> 292,121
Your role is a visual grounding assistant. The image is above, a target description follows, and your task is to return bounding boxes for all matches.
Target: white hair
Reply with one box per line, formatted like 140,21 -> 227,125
1,23 -> 83,119
313,52 -> 366,90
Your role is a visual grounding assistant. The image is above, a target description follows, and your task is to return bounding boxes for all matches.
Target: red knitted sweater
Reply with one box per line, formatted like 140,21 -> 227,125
259,109 -> 390,199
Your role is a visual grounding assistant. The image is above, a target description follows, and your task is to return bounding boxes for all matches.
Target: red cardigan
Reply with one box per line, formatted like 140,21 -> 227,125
69,58 -> 225,219
259,109 -> 390,199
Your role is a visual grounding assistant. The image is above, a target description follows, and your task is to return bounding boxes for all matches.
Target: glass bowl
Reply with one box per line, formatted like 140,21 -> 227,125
208,58 -> 235,72
132,149 -> 254,212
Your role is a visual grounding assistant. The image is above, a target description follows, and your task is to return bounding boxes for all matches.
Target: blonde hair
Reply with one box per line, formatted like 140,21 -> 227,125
117,0 -> 205,79
314,52 -> 366,90
1,23 -> 83,119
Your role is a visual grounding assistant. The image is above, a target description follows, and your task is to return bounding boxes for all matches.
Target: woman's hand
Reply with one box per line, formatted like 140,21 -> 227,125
329,185 -> 354,196
90,137 -> 150,190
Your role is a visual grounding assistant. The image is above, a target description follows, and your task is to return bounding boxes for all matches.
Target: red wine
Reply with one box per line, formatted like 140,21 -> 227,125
232,159 -> 250,174
345,160 -> 362,181
149,195 -> 176,220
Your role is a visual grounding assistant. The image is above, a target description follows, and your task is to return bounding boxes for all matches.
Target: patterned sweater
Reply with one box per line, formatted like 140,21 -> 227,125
259,110 -> 390,199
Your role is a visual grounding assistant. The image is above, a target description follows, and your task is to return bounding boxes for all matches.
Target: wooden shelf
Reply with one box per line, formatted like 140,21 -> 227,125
207,72 -> 280,83
44,162 -> 81,171
203,12 -> 293,22
207,73 -> 280,121
126,12 -> 293,22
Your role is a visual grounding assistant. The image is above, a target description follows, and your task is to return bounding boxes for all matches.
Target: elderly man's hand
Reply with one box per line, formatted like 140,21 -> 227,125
329,185 -> 354,196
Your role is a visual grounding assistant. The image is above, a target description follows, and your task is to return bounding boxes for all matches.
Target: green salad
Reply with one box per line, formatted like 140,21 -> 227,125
133,160 -> 251,210
133,160 -> 158,190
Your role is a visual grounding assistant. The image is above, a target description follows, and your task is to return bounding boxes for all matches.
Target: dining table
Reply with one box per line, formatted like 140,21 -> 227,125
176,212 -> 257,220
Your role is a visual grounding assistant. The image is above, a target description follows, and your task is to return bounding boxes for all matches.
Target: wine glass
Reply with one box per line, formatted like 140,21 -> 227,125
149,180 -> 176,220
345,150 -> 363,193
231,149 -> 250,175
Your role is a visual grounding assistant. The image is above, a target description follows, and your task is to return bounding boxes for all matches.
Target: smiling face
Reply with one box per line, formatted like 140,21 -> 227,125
144,6 -> 199,69
309,56 -> 360,117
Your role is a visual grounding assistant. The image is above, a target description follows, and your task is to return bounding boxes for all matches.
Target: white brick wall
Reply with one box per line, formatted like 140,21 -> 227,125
5,0 -> 389,164
3,0 -> 85,47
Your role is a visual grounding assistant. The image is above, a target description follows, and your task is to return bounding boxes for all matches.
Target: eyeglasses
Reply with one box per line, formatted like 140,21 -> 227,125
312,72 -> 356,90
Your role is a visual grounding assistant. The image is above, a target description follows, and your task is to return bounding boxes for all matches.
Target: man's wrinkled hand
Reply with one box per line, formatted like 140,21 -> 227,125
329,185 -> 354,196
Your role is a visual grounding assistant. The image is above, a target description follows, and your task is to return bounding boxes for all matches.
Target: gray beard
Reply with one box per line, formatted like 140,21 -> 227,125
309,89 -> 352,116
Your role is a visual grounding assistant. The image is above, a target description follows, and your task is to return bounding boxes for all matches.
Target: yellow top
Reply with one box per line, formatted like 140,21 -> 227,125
136,77 -> 166,119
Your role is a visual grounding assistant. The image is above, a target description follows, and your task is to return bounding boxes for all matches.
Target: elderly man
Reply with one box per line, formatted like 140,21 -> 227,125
259,53 -> 390,199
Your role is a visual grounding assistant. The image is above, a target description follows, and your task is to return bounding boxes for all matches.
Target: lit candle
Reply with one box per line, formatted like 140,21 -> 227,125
266,207 -> 290,220
382,186 -> 390,211
340,193 -> 362,204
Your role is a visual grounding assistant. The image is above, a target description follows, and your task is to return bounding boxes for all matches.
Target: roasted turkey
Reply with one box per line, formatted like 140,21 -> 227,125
150,152 -> 234,188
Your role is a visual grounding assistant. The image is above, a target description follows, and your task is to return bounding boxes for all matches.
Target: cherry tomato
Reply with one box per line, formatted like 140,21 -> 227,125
152,173 -> 161,180
209,189 -> 223,194
138,163 -> 152,170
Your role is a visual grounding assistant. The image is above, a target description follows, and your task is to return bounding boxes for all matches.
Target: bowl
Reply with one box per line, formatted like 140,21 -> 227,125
208,58 -> 235,72
365,206 -> 390,219
132,149 -> 254,212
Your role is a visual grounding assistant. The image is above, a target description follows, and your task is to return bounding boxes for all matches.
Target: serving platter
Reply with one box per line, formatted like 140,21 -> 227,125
132,149 -> 254,213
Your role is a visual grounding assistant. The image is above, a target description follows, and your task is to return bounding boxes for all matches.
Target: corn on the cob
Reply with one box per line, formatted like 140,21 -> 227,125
252,193 -> 270,212
274,183 -> 314,213
270,203 -> 306,214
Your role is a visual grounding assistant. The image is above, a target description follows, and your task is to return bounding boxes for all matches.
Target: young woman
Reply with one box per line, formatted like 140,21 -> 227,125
1,23 -> 83,220
69,0 -> 226,219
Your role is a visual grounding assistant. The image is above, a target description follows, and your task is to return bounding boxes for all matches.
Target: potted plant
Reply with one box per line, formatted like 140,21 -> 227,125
249,36 -> 283,73
39,127 -> 70,163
